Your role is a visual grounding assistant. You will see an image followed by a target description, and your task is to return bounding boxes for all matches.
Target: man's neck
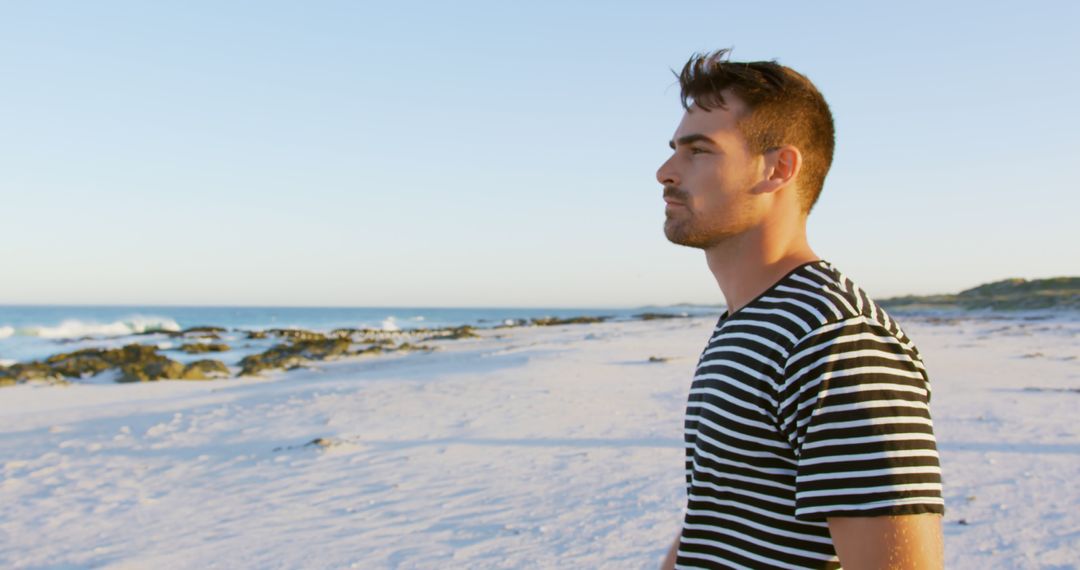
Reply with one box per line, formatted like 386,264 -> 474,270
704,225 -> 819,316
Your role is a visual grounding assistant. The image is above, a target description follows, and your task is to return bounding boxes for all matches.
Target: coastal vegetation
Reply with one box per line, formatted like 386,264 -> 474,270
878,277 -> 1080,311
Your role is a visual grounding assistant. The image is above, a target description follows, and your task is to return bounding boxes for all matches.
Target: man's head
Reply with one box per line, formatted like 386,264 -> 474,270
657,49 -> 835,249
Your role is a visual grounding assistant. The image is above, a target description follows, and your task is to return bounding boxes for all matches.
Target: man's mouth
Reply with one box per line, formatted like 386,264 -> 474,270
663,186 -> 688,207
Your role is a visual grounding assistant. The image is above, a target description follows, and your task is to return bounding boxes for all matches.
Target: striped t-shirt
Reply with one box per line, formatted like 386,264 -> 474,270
677,259 -> 944,570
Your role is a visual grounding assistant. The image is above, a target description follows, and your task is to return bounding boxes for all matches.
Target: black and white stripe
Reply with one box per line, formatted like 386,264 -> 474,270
677,260 -> 944,570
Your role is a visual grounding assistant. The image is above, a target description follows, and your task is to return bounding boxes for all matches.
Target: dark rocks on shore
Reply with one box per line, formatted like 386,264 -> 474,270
242,328 -> 330,341
395,342 -> 436,353
187,332 -> 222,340
130,325 -> 227,339
355,345 -> 385,356
46,344 -> 160,378
0,362 -> 67,385
133,330 -> 185,338
238,332 -> 439,376
182,326 -> 228,334
118,356 -> 186,383
239,337 -> 354,376
634,312 -> 687,321
266,329 -> 328,342
531,316 -> 610,326
0,343 -> 227,386
47,352 -> 115,378
180,359 -> 231,380
421,326 -> 480,341
2,314 -> 655,388
179,342 -> 231,354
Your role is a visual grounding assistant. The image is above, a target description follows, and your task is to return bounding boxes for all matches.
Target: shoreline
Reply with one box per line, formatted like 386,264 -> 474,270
0,315 -> 1077,567
4,305 -> 1078,386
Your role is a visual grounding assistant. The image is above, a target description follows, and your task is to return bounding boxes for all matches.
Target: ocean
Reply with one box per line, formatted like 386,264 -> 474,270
0,304 -> 721,365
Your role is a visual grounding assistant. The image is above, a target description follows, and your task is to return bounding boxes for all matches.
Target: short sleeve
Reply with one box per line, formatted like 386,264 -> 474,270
777,316 -> 945,522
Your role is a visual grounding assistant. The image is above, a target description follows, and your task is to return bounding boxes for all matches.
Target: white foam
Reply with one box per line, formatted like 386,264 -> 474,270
380,317 -> 400,332
0,326 -> 13,339
0,358 -> 14,368
14,316 -> 181,340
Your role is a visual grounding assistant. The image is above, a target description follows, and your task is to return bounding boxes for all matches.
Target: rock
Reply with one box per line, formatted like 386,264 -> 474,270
422,325 -> 480,341
300,337 -> 353,359
240,351 -> 313,376
531,316 -> 609,326
239,336 -> 367,376
245,330 -> 268,339
267,328 -> 327,342
6,342 -> 231,385
118,357 -> 185,383
0,362 -> 66,384
33,344 -> 166,382
179,342 -> 231,354
395,342 -> 435,352
648,356 -> 670,363
238,353 -> 277,377
133,329 -> 185,338
112,344 -> 162,364
182,326 -> 227,334
45,351 -> 114,378
180,359 -> 230,380
634,312 -> 686,320
186,332 -> 221,340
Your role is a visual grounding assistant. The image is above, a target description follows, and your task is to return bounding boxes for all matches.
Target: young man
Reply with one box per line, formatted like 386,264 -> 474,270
657,50 -> 945,569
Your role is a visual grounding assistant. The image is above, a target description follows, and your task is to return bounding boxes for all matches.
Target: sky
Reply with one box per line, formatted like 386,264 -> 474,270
2,1 -> 1077,308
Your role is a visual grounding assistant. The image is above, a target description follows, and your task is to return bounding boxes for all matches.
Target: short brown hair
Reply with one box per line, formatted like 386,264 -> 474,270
676,48 -> 835,216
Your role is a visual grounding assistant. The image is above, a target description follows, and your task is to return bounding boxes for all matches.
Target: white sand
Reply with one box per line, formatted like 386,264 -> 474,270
1,314 -> 1078,569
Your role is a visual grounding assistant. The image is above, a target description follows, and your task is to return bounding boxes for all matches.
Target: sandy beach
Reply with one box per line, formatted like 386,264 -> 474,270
1,313 -> 1078,569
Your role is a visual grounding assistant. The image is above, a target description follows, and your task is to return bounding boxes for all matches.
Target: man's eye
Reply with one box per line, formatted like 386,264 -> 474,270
689,147 -> 709,155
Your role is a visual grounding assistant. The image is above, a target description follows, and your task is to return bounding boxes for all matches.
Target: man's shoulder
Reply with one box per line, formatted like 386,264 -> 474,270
784,262 -> 921,359
790,262 -> 924,360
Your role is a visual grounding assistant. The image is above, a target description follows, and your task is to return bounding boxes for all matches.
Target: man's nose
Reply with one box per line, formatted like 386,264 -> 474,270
656,155 -> 679,186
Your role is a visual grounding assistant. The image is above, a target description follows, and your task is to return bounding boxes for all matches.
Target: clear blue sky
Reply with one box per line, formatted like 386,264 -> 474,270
2,1 -> 1077,307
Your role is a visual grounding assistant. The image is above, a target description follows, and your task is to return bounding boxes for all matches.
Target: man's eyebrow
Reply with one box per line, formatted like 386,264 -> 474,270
669,134 -> 719,150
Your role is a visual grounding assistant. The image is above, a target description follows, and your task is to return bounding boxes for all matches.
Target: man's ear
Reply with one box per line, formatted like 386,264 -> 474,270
757,145 -> 802,194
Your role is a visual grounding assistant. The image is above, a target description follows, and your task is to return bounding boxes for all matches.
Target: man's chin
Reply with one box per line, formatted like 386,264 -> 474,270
664,224 -> 704,249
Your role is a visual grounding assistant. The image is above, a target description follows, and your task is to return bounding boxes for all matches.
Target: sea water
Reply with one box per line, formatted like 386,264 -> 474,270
0,304 -> 721,364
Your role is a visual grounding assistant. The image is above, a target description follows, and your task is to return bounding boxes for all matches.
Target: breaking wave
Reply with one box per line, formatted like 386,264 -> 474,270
380,317 -> 400,332
1,316 -> 182,340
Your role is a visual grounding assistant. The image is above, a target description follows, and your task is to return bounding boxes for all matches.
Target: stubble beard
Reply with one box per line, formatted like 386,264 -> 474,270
664,209 -> 728,250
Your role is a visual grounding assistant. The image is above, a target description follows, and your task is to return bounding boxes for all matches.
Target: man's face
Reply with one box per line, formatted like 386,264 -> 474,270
656,94 -> 768,249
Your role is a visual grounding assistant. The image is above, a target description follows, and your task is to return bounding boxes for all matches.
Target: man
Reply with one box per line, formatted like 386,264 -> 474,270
657,49 -> 945,569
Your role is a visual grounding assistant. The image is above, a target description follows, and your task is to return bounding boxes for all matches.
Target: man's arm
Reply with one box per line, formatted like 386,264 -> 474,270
659,532 -> 679,570
827,514 -> 944,570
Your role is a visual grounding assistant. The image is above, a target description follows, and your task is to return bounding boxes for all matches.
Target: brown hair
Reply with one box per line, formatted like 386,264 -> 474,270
676,48 -> 835,216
